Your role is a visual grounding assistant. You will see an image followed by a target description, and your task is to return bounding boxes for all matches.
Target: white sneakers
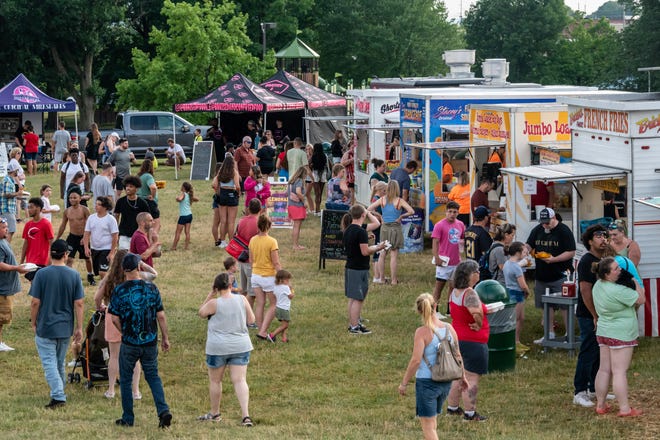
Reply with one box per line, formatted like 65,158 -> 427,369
573,391 -> 595,407
217,240 -> 228,249
534,331 -> 556,345
0,342 -> 15,352
588,391 -> 616,401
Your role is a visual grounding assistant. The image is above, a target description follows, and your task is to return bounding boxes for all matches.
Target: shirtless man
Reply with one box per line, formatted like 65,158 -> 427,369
57,191 -> 95,286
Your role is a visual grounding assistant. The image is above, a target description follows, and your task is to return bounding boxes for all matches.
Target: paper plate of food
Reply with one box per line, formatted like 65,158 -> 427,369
21,263 -> 38,272
50,204 -> 61,212
486,301 -> 505,314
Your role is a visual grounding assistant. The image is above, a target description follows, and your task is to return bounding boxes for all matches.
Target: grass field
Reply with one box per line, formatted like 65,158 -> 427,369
0,163 -> 658,439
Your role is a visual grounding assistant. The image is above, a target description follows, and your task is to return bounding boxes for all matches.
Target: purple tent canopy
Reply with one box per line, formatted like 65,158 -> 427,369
174,73 -> 305,113
0,73 -> 76,113
261,70 -> 346,109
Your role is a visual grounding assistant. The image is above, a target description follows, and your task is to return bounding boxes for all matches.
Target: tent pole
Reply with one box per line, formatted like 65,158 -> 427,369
173,113 -> 178,180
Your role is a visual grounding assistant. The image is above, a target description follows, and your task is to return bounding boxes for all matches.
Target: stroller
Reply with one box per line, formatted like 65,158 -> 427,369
68,310 -> 109,389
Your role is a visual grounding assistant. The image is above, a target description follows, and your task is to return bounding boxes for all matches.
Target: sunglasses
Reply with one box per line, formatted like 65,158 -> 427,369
593,231 -> 609,238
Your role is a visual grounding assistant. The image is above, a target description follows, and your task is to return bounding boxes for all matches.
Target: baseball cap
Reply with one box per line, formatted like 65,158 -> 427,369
51,239 -> 72,257
7,162 -> 20,173
538,207 -> 555,224
474,205 -> 490,220
122,253 -> 141,272
110,132 -> 119,138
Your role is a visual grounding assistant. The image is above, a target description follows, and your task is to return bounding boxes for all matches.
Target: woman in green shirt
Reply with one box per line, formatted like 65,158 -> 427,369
369,158 -> 389,189
592,257 -> 645,417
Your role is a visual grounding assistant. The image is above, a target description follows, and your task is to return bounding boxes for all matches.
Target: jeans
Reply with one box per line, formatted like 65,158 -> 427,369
119,343 -> 169,424
574,316 -> 599,394
35,336 -> 70,401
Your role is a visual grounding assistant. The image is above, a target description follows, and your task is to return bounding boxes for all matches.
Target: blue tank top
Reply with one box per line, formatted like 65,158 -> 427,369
416,326 -> 450,379
381,198 -> 401,223
220,178 -> 236,189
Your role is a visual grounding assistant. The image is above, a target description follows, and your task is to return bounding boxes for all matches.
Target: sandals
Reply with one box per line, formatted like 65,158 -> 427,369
242,416 -> 254,427
618,408 -> 643,417
595,404 -> 611,415
103,391 -> 115,399
198,413 -> 221,422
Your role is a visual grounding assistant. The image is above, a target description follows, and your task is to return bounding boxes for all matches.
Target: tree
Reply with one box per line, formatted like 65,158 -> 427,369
0,0 -> 123,126
463,0 -> 570,83
619,0 -> 660,90
116,0 -> 273,111
539,17 -> 624,86
308,0 -> 463,83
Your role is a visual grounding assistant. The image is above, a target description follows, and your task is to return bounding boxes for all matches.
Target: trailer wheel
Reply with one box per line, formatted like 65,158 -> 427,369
67,373 -> 74,383
74,373 -> 81,383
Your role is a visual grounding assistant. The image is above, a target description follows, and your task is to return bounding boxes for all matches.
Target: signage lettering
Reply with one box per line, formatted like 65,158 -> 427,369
583,107 -> 629,134
380,101 -> 399,114
636,114 -> 660,135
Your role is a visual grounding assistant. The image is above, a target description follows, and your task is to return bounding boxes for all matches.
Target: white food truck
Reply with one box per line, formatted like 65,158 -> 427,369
500,93 -> 660,337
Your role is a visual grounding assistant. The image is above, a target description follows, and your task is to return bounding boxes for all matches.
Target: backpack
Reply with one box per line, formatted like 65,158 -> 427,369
478,242 -> 503,281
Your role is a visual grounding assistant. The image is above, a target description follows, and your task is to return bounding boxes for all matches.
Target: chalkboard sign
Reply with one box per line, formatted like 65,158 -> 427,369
190,141 -> 216,180
319,209 -> 348,269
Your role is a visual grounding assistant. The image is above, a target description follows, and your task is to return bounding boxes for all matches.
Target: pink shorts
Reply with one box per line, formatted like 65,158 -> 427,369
105,316 -> 122,343
288,205 -> 307,221
596,335 -> 638,349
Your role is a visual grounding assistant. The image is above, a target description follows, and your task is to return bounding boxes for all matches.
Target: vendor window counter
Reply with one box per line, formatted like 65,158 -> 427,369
541,293 -> 580,355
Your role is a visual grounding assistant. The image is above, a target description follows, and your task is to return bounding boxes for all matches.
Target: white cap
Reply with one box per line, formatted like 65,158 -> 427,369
7,162 -> 20,173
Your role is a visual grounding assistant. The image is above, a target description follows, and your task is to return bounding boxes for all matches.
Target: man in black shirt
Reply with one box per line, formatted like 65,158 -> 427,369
526,208 -> 576,343
464,206 -> 493,263
342,205 -> 385,335
573,224 -> 610,408
114,176 -> 150,250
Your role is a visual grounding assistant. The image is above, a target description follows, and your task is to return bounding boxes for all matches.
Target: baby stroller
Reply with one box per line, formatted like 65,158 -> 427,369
68,310 -> 109,389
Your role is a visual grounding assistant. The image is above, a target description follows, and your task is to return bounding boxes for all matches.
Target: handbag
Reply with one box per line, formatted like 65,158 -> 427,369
225,234 -> 249,260
422,326 -> 463,382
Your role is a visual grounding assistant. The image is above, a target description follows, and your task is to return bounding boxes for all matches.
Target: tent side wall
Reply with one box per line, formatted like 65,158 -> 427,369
306,107 -> 347,144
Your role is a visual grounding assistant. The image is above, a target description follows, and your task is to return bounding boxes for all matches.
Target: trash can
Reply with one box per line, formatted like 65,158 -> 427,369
475,280 -> 516,373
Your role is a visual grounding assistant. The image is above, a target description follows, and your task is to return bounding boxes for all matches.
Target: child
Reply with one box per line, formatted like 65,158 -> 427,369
223,257 -> 242,294
243,165 -> 271,212
40,184 -> 56,223
145,147 -> 158,170
370,181 -> 387,283
268,270 -> 295,343
502,241 -> 531,354
194,128 -> 203,143
172,181 -> 198,250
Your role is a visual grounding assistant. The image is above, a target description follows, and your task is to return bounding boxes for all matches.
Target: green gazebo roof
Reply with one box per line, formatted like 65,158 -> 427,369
275,37 -> 320,59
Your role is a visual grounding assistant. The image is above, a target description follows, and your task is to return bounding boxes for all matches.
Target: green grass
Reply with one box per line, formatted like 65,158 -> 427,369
1,164 -> 658,439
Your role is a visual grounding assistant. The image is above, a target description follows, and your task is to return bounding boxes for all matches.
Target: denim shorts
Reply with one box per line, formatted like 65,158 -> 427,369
24,152 -> 37,160
415,378 -> 451,417
508,289 -> 525,303
206,351 -> 251,368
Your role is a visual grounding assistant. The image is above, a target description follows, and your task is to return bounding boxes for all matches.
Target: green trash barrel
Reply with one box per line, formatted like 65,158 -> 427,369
475,280 -> 517,373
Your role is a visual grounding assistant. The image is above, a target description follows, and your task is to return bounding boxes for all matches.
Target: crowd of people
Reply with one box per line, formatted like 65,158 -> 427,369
0,122 -> 648,434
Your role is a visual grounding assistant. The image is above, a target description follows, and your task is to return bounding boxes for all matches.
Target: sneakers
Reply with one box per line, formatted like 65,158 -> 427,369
349,324 -> 372,335
198,413 -> 221,422
247,323 -> 258,330
534,331 -> 555,345
267,333 -> 276,343
587,391 -> 615,401
463,411 -> 487,421
0,342 -> 15,352
115,418 -> 133,427
158,410 -> 173,428
447,406 -> 464,416
87,273 -> 96,286
217,240 -> 228,249
242,416 -> 254,427
573,391 -> 595,408
45,399 -> 66,409
104,391 -> 115,399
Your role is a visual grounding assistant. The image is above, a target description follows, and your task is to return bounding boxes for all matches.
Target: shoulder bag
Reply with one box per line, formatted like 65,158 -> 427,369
422,326 -> 464,382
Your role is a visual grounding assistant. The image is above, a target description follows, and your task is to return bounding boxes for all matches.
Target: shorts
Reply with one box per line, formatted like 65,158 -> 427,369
118,235 -> 131,250
145,198 -> 160,219
288,205 -> 307,220
344,268 -> 369,301
1,213 -> 17,233
54,151 -> 65,163
380,222 -> 404,250
596,335 -> 638,349
239,262 -> 253,296
85,145 -> 99,161
91,249 -> 111,275
217,188 -> 239,206
24,152 -> 37,160
312,169 -> 327,183
251,274 -> 275,292
435,265 -> 456,281
105,315 -> 121,343
113,177 -> 125,191
458,340 -> 489,375
275,307 -> 290,322
177,214 -> 193,225
66,234 -> 87,259
508,289 -> 525,303
534,277 -> 567,309
0,295 -> 14,325
415,378 -> 452,418
206,351 -> 251,368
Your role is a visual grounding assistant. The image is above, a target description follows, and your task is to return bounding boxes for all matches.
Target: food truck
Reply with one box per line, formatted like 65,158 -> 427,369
499,93 -> 660,337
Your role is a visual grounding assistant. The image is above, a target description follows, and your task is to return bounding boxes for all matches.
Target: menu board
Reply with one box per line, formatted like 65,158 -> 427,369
319,209 -> 348,269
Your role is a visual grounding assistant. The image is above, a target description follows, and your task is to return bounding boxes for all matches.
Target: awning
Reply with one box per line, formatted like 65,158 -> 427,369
439,125 -> 470,135
405,139 -> 505,150
344,123 -> 423,130
634,197 -> 660,209
500,161 -> 627,182
303,115 -> 366,122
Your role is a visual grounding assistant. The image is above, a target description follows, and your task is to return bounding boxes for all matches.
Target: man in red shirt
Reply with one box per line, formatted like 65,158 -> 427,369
129,212 -> 160,268
470,178 -> 494,219
234,136 -> 256,189
21,197 -> 54,279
